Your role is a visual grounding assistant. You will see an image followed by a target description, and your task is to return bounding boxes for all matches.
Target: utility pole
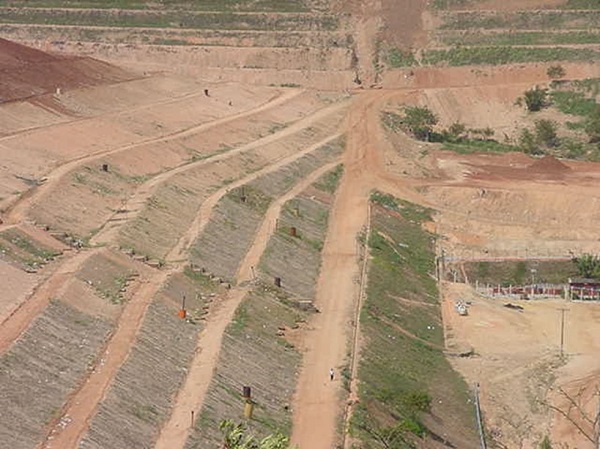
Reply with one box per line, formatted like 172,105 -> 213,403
558,308 -> 569,356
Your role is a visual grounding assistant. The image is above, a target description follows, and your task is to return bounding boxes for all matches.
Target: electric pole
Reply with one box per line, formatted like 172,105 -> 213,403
558,308 -> 569,356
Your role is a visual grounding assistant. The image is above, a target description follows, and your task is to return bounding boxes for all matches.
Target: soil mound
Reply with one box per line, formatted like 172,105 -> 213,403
0,38 -> 135,103
528,155 -> 571,174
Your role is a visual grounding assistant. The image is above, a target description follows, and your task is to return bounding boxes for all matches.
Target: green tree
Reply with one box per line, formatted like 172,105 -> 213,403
219,420 -> 292,449
534,119 -> 559,148
546,65 -> 566,79
402,106 -> 438,141
523,86 -> 548,112
573,254 -> 600,279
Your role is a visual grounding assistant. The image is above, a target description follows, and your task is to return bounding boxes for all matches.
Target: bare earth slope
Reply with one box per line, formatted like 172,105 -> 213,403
0,0 -> 600,447
0,37 -> 134,102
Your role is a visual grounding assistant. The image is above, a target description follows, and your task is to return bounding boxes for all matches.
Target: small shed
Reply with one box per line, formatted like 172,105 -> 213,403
568,278 -> 600,300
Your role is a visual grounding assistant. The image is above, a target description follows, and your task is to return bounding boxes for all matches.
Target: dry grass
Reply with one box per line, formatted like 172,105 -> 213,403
79,270 -> 217,449
0,300 -> 111,449
190,138 -> 343,281
258,165 -> 342,299
185,287 -> 306,449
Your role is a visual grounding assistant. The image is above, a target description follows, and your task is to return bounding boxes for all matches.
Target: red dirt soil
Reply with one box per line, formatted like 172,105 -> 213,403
0,38 -> 135,103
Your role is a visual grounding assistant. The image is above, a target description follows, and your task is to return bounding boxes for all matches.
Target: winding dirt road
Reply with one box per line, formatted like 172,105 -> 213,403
154,160 -> 341,449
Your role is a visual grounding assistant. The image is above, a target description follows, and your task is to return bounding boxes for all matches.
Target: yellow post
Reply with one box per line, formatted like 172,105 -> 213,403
243,400 -> 254,419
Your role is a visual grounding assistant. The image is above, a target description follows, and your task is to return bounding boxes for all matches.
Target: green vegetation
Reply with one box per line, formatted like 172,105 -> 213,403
386,47 -> 417,68
219,420 -> 291,449
352,192 -> 477,448
438,31 -> 600,47
540,435 -> 553,449
573,253 -> 600,279
423,47 -> 600,67
312,164 -> 343,194
547,65 -> 566,80
400,106 -> 438,141
562,0 -> 600,9
440,11 -> 600,31
463,259 -> 579,285
0,229 -> 60,269
549,80 -> 600,146
0,0 -> 312,12
431,0 -> 470,9
0,9 -> 337,31
523,86 -> 549,112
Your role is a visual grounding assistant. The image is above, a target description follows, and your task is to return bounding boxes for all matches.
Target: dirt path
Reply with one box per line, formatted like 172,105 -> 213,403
0,248 -> 95,354
153,160 -> 341,449
167,131 -> 344,263
93,98 -> 346,247
38,125 -> 344,448
290,92 -> 385,449
2,88 -> 299,225
40,270 -> 171,449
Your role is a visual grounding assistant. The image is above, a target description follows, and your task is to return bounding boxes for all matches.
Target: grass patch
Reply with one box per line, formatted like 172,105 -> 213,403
423,46 -> 600,66
386,47 -> 418,68
462,259 -> 579,286
227,185 -> 272,215
0,0 -> 313,12
313,164 -> 343,194
550,90 -> 600,117
0,229 -> 60,269
440,10 -> 600,30
562,0 -> 600,9
352,192 -> 477,447
442,140 -> 517,154
438,31 -> 600,47
0,8 -> 338,31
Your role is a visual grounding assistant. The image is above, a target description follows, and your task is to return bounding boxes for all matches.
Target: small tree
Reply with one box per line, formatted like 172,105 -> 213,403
573,253 -> 600,279
524,87 -> 548,112
402,105 -> 438,141
534,119 -> 559,148
547,65 -> 566,79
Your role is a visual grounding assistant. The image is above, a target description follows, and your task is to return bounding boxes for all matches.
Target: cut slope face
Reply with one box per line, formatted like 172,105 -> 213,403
0,37 -> 134,102
0,1 -> 356,89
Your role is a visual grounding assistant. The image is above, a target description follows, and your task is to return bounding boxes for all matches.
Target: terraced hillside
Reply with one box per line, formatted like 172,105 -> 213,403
0,0 -> 357,89
2,1 -> 600,449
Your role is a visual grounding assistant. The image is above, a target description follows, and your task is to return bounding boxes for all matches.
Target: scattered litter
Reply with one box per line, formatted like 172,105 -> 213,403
504,303 -> 524,311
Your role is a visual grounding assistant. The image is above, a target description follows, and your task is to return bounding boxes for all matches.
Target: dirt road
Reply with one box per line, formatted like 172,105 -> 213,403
291,92 -> 386,449
154,160 -> 341,449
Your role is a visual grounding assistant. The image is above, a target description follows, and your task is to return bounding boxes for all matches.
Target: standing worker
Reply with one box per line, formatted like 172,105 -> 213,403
329,368 -> 334,381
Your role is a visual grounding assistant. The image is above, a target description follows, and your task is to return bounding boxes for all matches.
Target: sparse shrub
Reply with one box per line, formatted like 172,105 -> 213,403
518,128 -> 543,155
534,119 -> 559,148
540,435 -> 553,449
402,106 -> 438,141
547,65 -> 566,79
524,86 -> 548,112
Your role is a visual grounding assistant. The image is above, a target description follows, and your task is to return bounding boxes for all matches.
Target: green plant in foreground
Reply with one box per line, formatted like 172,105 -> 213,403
219,420 -> 293,449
